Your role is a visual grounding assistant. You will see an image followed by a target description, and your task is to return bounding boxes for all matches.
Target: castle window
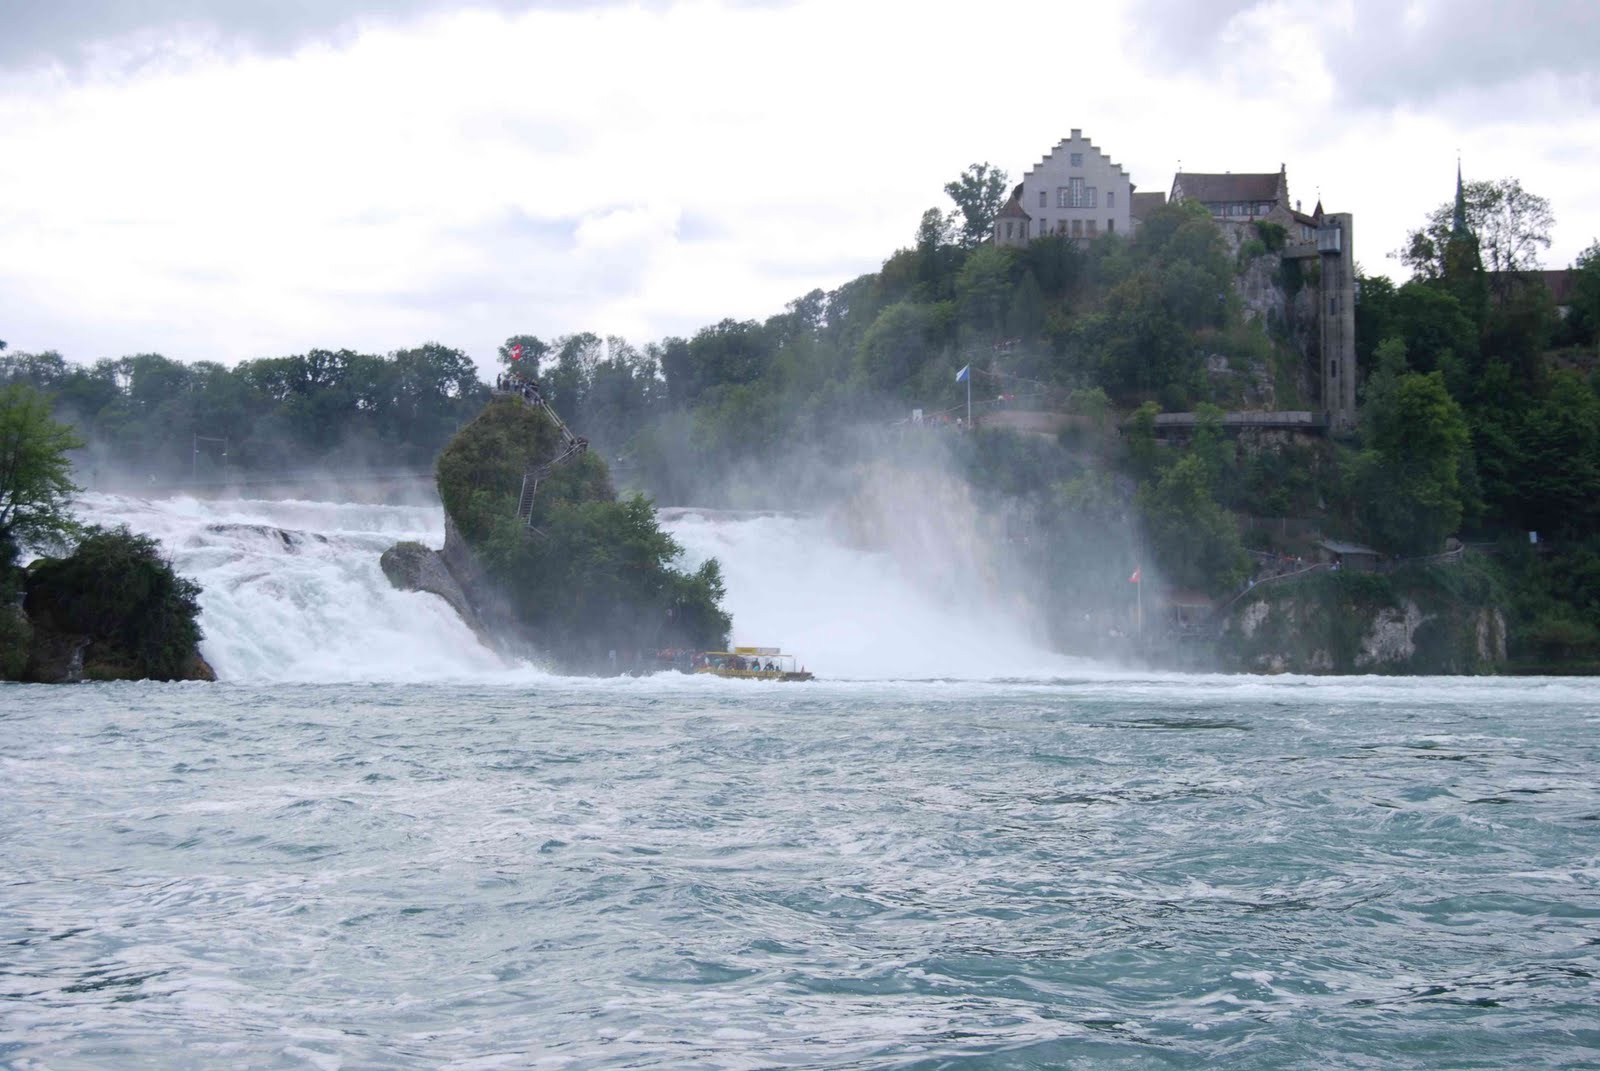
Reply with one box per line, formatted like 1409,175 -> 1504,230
1107,191 -> 1114,208
1328,296 -> 1337,315
1107,218 -> 1115,233
1069,178 -> 1086,207
1057,187 -> 1069,208
1072,219 -> 1083,237
1039,190 -> 1046,209
1005,221 -> 1013,239
1070,152 -> 1083,167
1086,219 -> 1098,236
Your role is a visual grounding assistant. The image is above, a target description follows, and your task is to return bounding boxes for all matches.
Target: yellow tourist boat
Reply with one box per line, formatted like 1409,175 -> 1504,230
693,646 -> 814,682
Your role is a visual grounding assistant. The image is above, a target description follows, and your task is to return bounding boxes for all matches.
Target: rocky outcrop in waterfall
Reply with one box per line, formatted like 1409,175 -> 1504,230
381,394 -> 730,670
1,527 -> 214,683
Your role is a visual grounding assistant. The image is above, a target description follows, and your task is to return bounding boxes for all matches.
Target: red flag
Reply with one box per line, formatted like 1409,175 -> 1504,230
1129,567 -> 1141,583
511,343 -> 523,362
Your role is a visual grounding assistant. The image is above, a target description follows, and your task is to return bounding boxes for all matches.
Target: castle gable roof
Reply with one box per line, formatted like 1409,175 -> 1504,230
1173,172 -> 1282,204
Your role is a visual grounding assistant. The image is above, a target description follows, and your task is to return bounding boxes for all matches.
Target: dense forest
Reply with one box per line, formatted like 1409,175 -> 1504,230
4,165 -> 1599,667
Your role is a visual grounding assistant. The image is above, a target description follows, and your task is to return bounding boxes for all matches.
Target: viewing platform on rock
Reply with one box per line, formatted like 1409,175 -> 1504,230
1134,410 -> 1328,437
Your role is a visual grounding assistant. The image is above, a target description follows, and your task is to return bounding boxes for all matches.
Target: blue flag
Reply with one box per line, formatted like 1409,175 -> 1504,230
956,365 -> 970,383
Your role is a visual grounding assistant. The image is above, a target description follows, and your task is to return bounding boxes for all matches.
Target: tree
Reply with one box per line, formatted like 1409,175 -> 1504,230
1567,240 -> 1600,347
1138,453 -> 1249,595
0,383 -> 84,572
498,334 -> 549,370
915,207 -> 952,251
944,163 -> 1009,249
1400,177 -> 1553,286
24,526 -> 203,680
1355,363 -> 1471,555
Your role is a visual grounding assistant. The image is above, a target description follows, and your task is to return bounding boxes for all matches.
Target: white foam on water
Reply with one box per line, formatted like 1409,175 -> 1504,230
74,493 -> 519,684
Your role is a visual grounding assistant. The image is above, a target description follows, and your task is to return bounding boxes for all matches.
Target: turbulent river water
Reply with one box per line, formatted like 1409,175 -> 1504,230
2,496 -> 1597,1069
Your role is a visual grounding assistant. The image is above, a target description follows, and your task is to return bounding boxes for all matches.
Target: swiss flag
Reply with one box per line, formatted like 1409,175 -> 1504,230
511,343 -> 523,362
1129,567 -> 1141,584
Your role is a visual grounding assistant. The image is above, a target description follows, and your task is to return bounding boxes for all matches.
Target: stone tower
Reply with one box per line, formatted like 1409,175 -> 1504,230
1317,211 -> 1356,430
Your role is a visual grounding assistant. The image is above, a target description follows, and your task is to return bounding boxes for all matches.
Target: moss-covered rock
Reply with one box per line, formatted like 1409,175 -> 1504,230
402,395 -> 730,670
21,526 -> 211,682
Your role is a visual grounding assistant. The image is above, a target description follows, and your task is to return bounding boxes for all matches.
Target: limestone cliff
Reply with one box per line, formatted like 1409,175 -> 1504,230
1215,564 -> 1507,674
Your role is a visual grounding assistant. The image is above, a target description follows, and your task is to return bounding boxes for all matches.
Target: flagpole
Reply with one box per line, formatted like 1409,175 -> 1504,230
1136,564 -> 1143,644
966,373 -> 971,429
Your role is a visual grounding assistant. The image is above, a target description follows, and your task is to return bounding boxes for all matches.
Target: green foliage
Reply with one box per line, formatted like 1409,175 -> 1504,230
435,397 -> 729,667
944,163 -> 1010,249
0,384 -> 84,583
1388,281 -> 1478,382
24,526 -> 203,680
1138,453 -> 1248,594
0,604 -> 30,680
1253,220 -> 1287,253
858,301 -> 951,394
1354,362 -> 1471,554
1566,240 -> 1600,347
1402,177 -> 1553,281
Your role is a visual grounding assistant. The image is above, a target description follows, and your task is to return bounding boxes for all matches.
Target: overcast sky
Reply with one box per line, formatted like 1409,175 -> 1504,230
2,0 -> 1597,372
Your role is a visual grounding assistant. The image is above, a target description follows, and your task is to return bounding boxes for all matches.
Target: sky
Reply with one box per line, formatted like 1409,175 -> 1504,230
1,0 -> 1597,373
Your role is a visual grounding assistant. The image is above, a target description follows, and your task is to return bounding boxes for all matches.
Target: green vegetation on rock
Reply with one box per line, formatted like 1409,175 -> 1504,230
22,526 -> 208,681
435,396 -> 729,668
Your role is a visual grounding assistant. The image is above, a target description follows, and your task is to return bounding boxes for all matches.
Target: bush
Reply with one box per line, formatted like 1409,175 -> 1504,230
436,397 -> 730,667
24,526 -> 203,679
1254,221 -> 1287,252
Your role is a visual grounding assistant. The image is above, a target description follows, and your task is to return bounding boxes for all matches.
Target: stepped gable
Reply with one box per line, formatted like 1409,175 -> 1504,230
1022,133 -> 1133,184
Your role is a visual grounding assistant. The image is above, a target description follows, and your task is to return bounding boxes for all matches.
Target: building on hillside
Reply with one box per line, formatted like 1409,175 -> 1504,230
1130,191 -> 1167,227
1169,164 -> 1356,431
1169,165 -> 1326,243
993,129 -> 1134,247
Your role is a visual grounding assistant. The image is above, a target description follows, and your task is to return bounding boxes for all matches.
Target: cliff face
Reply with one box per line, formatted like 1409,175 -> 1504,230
1216,567 -> 1507,674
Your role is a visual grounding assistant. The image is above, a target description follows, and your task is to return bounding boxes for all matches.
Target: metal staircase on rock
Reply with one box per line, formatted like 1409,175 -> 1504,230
500,385 -> 587,532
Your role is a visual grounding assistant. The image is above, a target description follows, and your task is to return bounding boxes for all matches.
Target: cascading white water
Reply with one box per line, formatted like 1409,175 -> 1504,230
664,509 -> 1078,680
74,493 -> 511,683
72,494 -> 1079,683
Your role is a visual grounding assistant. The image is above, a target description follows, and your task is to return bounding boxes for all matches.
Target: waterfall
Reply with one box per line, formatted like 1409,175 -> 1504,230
71,494 -> 1078,683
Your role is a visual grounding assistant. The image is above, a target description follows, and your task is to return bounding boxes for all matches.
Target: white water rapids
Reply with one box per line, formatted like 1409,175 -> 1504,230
72,494 -> 1081,683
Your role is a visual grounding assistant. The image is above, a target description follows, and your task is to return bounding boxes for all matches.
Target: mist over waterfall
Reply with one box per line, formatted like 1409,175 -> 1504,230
664,509 -> 1074,679
74,494 -> 1077,683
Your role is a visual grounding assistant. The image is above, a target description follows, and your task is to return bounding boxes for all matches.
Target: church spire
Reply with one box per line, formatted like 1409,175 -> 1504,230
1451,158 -> 1469,239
